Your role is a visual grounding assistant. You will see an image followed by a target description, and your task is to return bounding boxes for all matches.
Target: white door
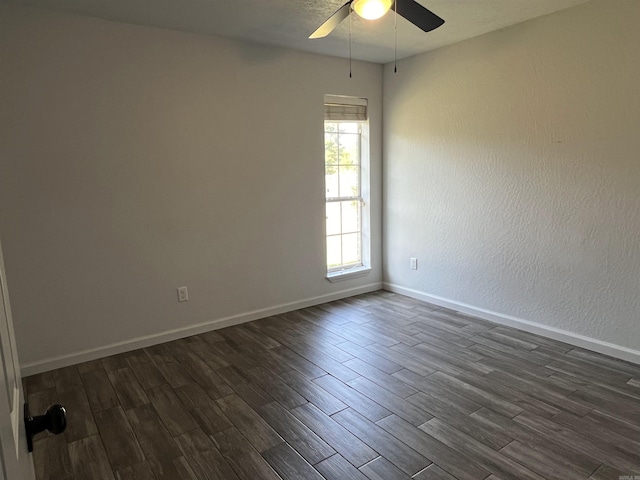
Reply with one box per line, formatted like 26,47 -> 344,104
0,240 -> 35,479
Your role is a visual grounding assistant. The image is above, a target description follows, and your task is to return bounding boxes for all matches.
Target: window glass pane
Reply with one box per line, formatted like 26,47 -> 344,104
326,202 -> 341,236
325,167 -> 339,198
342,233 -> 361,266
338,133 -> 359,166
324,117 -> 366,273
341,200 -> 360,234
327,236 -> 342,269
325,133 -> 339,165
338,123 -> 359,134
339,166 -> 359,197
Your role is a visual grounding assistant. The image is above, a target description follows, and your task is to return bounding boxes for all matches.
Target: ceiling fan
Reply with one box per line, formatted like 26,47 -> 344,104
309,0 -> 444,39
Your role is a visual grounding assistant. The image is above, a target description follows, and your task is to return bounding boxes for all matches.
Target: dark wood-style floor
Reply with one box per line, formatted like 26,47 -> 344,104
24,291 -> 640,480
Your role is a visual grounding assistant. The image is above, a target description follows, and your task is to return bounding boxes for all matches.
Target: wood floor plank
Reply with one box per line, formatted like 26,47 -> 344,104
269,345 -> 327,379
336,341 -> 403,374
257,400 -> 336,465
208,340 -> 264,371
25,371 -> 55,393
547,357 -> 634,387
113,462 -> 156,480
240,322 -> 283,349
145,346 -> 196,388
347,376 -> 433,426
551,370 -> 640,404
273,323 -> 354,362
589,464 -> 637,479
174,383 -> 232,435
513,410 -> 640,471
314,374 -> 391,422
569,389 -> 640,423
316,453 -> 370,480
332,408 -> 431,476
229,380 -> 278,409
101,354 -> 130,372
456,370 -> 563,419
94,406 -> 145,470
376,414 -> 489,480
33,434 -> 73,480
552,410 -> 640,461
406,391 -> 512,450
243,366 -> 308,409
157,456 -> 199,479
409,321 -> 475,346
109,462 -> 151,480
168,346 -> 235,397
124,351 -> 167,391
367,342 -> 436,376
419,418 -> 544,480
53,365 -> 83,393
287,341 -> 361,382
406,342 -> 492,376
566,348 -> 640,378
81,367 -> 120,413
68,435 -> 116,480
427,371 -> 523,418
27,291 -> 640,480
359,316 -> 422,346
211,427 -> 282,480
174,428 -> 240,480
291,402 -> 378,467
343,357 -> 419,398
413,463 -> 458,480
470,407 -> 603,475
479,329 -> 540,351
392,369 -> 483,414
470,344 -> 554,378
215,394 -> 284,452
490,326 -> 573,353
262,443 -> 325,480
586,409 -> 640,442
125,404 -> 183,475
108,367 -> 150,410
183,335 -> 231,371
499,440 -> 597,480
279,369 -> 348,415
146,384 -> 199,436
358,456 -> 411,480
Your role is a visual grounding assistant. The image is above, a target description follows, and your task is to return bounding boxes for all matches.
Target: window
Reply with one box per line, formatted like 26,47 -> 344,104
324,95 -> 370,281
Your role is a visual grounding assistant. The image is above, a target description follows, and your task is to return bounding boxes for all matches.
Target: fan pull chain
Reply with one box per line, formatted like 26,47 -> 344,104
394,1 -> 398,73
349,11 -> 352,78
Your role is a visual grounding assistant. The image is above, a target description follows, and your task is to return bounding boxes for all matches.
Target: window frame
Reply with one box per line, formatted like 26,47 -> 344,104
324,116 -> 371,282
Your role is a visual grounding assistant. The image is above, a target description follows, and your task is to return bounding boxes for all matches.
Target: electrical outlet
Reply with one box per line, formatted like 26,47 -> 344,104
177,286 -> 188,302
410,257 -> 418,270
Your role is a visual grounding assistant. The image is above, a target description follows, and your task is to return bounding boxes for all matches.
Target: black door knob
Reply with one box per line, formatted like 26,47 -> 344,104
24,403 -> 67,452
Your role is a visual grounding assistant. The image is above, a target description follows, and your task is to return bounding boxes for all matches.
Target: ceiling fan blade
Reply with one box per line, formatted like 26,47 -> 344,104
395,0 -> 444,32
309,1 -> 352,39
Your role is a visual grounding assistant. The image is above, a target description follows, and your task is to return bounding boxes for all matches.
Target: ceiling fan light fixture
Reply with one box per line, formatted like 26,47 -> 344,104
352,0 -> 393,21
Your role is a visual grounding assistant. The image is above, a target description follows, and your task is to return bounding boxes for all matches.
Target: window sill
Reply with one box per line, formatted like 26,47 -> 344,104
326,266 -> 372,283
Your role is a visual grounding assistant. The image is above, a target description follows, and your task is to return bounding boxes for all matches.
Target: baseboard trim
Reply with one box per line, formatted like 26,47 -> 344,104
383,282 -> 640,366
21,282 -> 382,376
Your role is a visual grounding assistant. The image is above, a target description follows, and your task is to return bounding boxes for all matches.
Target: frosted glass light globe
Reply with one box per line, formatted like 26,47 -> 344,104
352,0 -> 393,20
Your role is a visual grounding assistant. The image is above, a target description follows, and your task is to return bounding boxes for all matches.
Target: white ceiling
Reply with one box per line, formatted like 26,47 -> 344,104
11,0 -> 593,63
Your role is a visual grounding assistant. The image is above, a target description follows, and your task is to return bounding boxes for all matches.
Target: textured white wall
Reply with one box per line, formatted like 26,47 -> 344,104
0,6 -> 382,369
383,0 -> 640,352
